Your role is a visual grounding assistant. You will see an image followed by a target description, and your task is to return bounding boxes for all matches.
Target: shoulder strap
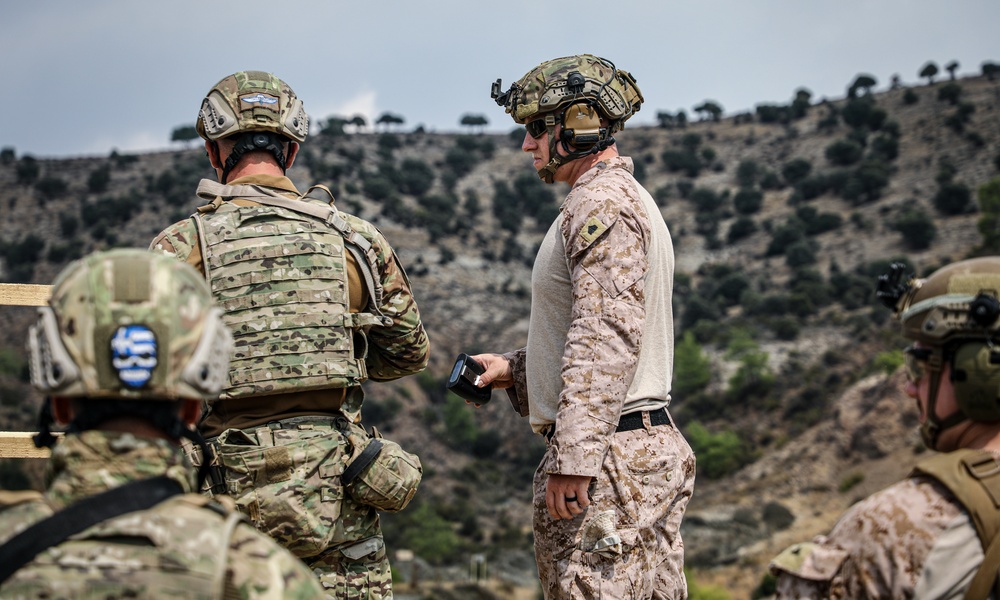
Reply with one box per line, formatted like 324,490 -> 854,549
911,449 -> 1000,600
0,476 -> 183,585
194,179 -> 389,322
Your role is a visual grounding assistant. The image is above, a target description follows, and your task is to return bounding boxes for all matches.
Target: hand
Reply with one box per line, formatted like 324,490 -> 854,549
546,473 -> 592,520
470,353 -> 513,390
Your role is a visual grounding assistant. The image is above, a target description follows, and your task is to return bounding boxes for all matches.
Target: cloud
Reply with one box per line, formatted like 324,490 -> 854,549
309,90 -> 379,132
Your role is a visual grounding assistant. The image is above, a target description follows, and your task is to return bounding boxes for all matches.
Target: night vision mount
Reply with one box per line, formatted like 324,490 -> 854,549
875,262 -> 914,311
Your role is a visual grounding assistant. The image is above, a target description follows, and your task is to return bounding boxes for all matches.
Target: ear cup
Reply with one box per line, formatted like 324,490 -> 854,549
951,342 -> 1000,422
561,103 -> 604,149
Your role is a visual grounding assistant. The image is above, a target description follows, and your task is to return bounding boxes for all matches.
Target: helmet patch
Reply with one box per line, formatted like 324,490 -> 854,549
241,93 -> 278,105
111,325 -> 158,388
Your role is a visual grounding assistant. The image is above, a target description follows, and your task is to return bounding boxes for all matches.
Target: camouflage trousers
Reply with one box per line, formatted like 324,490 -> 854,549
533,418 -> 696,599
200,415 -> 393,599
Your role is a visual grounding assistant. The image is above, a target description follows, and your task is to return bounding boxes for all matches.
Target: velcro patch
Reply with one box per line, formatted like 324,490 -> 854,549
579,217 -> 608,244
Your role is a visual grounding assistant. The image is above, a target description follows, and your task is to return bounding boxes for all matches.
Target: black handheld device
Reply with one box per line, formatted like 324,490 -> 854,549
446,353 -> 492,406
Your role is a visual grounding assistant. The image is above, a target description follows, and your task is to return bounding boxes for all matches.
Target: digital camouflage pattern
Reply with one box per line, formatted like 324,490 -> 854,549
498,54 -> 643,130
533,425 -> 695,599
0,431 -> 325,599
503,157 -> 691,597
197,70 -> 309,142
771,474 -> 983,598
29,248 -> 231,402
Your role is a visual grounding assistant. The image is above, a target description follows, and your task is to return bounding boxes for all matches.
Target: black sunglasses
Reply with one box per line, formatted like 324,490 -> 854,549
904,345 -> 934,382
525,119 -> 547,140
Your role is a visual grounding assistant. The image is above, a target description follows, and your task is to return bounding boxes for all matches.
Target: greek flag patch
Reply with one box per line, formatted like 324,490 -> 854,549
110,325 -> 158,388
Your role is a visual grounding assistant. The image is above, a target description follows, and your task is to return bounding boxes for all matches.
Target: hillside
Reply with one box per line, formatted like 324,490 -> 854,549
2,72 -> 1000,598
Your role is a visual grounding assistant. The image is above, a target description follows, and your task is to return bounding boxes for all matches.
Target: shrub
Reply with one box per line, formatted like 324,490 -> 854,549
825,139 -> 864,166
16,156 -> 39,185
785,240 -> 817,268
733,189 -> 763,215
893,209 -> 937,249
933,182 -> 973,215
839,471 -> 865,493
674,331 -> 712,396
397,158 -> 435,196
684,421 -> 749,480
35,176 -> 68,199
727,216 -> 757,243
873,349 -> 904,375
690,187 -> 724,213
762,501 -> 795,530
903,89 -> 919,105
736,160 -> 760,188
87,165 -> 111,193
661,149 -> 702,178
782,158 -> 812,185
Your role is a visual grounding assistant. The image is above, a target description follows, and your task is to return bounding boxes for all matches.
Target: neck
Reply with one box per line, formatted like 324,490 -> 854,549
218,154 -> 286,182
556,145 -> 619,186
957,424 -> 1000,453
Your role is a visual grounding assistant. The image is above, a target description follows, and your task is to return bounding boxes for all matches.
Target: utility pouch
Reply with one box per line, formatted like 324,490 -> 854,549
342,425 -> 422,512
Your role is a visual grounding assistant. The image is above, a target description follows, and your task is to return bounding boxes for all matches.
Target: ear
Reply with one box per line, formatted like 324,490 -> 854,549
205,141 -> 223,169
51,397 -> 73,426
179,398 -> 202,428
285,142 -> 300,169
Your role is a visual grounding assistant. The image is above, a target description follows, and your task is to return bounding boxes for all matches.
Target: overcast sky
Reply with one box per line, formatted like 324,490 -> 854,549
3,0 -> 997,158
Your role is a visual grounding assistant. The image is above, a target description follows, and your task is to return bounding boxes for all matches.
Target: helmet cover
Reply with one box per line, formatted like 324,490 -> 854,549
27,249 -> 232,401
197,70 -> 309,143
494,54 -> 643,133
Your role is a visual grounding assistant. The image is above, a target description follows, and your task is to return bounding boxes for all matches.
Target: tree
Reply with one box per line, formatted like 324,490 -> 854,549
977,176 -> 1000,252
320,116 -> 347,137
919,61 -> 939,85
983,61 -> 1000,81
945,60 -> 960,80
656,111 -> 677,128
848,74 -> 877,98
693,100 -> 723,122
674,331 -> 712,396
375,112 -> 405,131
170,125 -> 199,144
893,208 -> 937,250
349,115 -> 367,133
459,113 -> 489,134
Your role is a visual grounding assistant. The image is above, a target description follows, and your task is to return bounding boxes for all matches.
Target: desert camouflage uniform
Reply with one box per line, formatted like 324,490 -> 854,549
504,157 -> 695,599
150,173 -> 429,598
0,430 -> 324,599
771,474 -> 990,599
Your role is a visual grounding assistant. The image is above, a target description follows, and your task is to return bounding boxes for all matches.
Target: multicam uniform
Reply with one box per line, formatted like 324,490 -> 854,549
503,157 -> 695,599
0,430 -> 324,598
150,173 -> 429,597
772,472 -> 990,599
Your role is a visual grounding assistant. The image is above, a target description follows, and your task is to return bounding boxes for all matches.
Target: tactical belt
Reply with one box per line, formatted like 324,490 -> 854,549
0,476 -> 183,585
543,408 -> 671,442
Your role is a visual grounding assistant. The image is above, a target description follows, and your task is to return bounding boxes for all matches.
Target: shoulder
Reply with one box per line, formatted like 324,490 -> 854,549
0,491 -> 50,544
150,218 -> 198,257
562,162 -> 646,258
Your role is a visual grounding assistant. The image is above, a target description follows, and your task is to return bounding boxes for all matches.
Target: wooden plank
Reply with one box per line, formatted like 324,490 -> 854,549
0,284 -> 50,307
0,432 -> 59,459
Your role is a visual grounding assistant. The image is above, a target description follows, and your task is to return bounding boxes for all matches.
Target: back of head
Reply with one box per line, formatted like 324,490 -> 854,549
491,54 -> 643,182
197,70 -> 309,182
878,257 -> 1000,443
28,249 -> 232,404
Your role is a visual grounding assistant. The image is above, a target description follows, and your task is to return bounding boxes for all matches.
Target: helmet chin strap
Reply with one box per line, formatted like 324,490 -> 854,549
535,114 -> 615,184
919,349 -> 970,450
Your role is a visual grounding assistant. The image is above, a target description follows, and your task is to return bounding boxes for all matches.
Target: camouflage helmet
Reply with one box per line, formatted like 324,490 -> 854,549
877,257 -> 1000,447
27,249 -> 232,402
492,54 -> 643,130
880,257 -> 1000,347
196,70 -> 309,143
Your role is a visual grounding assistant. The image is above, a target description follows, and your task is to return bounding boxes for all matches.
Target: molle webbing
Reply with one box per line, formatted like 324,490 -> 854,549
192,181 -> 389,399
912,449 -> 1000,599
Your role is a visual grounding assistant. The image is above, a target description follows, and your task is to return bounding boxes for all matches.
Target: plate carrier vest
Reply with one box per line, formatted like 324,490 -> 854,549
190,180 -> 390,400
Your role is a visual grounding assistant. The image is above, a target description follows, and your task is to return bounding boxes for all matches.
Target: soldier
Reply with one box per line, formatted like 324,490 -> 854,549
0,249 -> 325,598
771,257 -> 1000,598
473,55 -> 696,598
149,71 -> 429,596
